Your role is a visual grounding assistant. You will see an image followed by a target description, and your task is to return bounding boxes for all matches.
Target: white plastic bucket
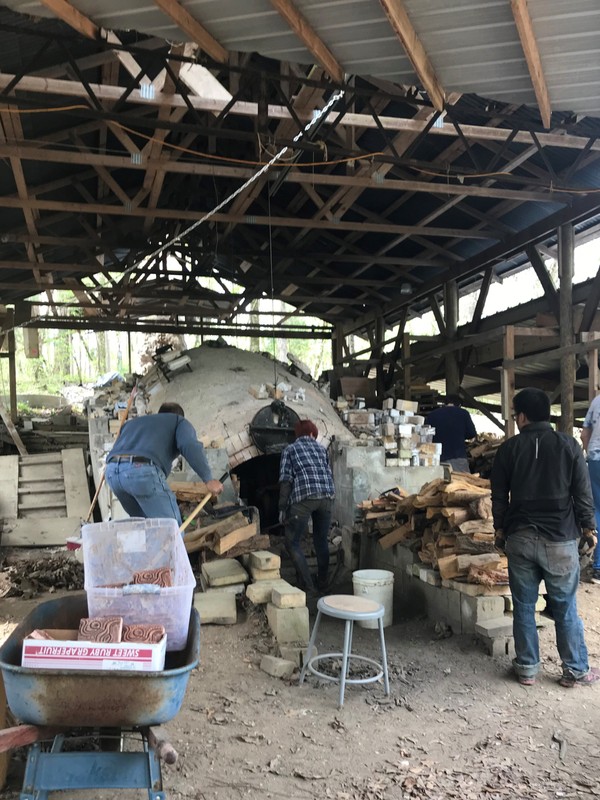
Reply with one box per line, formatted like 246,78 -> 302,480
352,569 -> 394,628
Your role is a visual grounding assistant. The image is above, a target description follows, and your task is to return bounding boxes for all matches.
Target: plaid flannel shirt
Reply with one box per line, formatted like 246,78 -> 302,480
279,436 -> 335,506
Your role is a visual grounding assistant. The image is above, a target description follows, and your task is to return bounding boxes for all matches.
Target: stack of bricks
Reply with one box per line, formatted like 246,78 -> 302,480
224,429 -> 261,468
245,550 -> 310,666
336,397 -> 439,467
194,558 -> 249,624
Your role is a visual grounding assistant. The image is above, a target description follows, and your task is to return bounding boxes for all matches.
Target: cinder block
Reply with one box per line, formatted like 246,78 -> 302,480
260,655 -> 296,679
475,617 -> 514,638
266,603 -> 309,644
504,595 -> 545,613
272,585 -> 306,608
483,636 -> 516,658
193,591 -> 237,624
246,579 -> 289,604
250,550 -> 281,571
202,559 -> 248,587
250,566 -> 281,582
419,567 -> 441,586
460,595 -> 506,632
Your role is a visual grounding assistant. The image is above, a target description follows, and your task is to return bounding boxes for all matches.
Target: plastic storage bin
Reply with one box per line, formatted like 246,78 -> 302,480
81,517 -> 195,651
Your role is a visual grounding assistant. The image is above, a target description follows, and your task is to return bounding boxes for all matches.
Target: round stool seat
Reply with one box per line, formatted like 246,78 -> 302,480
319,594 -> 384,620
300,592 -> 390,707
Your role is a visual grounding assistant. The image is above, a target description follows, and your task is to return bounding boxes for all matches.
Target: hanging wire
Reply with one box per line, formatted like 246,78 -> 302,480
121,89 -> 345,280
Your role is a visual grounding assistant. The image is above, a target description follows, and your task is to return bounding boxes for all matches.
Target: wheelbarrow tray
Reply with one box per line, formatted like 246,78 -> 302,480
0,593 -> 200,728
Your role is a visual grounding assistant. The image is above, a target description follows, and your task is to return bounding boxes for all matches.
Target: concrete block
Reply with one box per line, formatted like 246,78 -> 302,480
272,585 -> 306,608
460,595 -> 506,632
266,603 -> 310,644
194,590 -> 237,624
199,574 -> 245,594
504,595 -> 546,613
278,644 -> 317,667
201,559 -> 248,587
419,567 -> 441,586
250,566 -> 281,582
246,579 -> 289,605
484,636 -> 516,658
475,617 -> 514,638
260,655 -> 296,679
249,550 -> 281,571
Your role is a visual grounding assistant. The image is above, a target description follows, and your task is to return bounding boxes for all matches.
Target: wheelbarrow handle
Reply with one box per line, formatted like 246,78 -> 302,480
147,727 -> 178,764
0,724 -> 59,753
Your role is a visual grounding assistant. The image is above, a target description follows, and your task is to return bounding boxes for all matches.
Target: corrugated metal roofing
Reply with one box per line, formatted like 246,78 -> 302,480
3,0 -> 600,118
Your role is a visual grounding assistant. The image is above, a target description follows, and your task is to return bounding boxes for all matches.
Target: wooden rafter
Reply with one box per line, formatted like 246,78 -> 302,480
38,0 -> 99,39
378,0 -> 445,111
269,0 -> 344,83
510,0 -> 551,129
153,0 -> 228,63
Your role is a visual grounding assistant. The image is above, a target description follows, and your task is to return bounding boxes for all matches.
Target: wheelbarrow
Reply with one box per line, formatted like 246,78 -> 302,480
0,593 -> 200,799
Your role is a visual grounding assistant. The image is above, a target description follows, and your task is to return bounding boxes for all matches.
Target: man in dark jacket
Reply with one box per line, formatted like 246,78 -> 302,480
105,402 -> 223,525
426,394 -> 477,472
491,387 -> 598,688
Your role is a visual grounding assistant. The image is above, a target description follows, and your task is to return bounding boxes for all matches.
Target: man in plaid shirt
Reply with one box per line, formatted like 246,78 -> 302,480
279,419 -> 335,594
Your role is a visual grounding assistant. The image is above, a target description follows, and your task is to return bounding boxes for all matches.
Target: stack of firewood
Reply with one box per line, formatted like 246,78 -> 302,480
172,482 -> 269,557
357,473 -> 508,588
467,434 -> 504,478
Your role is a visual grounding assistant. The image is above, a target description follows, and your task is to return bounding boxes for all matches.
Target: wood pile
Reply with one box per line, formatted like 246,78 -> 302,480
358,473 -> 508,589
467,433 -> 504,478
172,482 -> 267,557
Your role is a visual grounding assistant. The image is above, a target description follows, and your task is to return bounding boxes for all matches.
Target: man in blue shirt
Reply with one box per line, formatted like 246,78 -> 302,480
105,402 -> 223,525
279,419 -> 335,593
425,394 -> 477,472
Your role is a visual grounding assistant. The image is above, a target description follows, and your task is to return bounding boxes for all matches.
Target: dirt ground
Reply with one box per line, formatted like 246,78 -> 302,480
0,581 -> 599,800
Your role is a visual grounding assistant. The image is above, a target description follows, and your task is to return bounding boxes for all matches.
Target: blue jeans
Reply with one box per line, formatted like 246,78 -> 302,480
284,497 -> 333,591
587,460 -> 600,569
505,531 -> 589,680
105,460 -> 182,525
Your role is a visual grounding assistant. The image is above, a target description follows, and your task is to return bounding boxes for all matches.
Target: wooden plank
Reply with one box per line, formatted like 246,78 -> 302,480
0,455 -> 18,519
61,448 -> 90,518
269,0 -> 343,82
379,0 -> 445,111
214,520 -> 258,555
18,494 -> 66,510
20,454 -> 62,465
0,399 -> 27,456
38,0 -> 98,38
1,517 -> 81,547
153,0 -> 228,62
510,0 -> 551,128
20,464 -> 63,482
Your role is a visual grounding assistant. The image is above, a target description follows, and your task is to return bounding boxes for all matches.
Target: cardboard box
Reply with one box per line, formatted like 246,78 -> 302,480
22,629 -> 166,672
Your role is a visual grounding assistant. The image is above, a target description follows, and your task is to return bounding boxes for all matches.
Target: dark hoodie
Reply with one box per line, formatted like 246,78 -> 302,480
490,421 -> 595,540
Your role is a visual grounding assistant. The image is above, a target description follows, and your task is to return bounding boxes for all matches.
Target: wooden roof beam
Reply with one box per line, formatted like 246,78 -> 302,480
510,0 -> 551,129
269,0 -> 344,83
38,0 -> 99,40
379,0 -> 445,111
153,0 -> 228,63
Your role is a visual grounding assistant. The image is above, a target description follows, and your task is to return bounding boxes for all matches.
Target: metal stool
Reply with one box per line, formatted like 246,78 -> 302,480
299,594 -> 390,707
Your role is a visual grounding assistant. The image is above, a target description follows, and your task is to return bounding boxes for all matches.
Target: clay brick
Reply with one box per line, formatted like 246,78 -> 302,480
266,603 -> 309,644
260,655 -> 296,679
250,566 -> 281,582
249,550 -> 281,571
272,585 -> 306,608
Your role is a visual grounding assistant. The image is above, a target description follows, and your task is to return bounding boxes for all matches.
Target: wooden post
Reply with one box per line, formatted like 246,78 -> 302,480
583,331 -> 600,404
402,332 -> 411,400
559,223 -> 575,433
444,279 -> 460,395
502,325 -> 515,437
7,326 -> 16,423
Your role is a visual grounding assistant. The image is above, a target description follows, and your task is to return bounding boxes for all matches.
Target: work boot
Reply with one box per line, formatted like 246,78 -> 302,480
591,569 -> 600,585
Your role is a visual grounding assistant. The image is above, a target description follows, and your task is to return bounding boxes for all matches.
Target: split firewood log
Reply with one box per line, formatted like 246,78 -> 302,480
467,565 -> 509,586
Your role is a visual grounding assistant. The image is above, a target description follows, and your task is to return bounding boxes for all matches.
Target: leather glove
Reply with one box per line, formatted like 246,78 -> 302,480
278,510 -> 286,525
494,530 -> 506,554
579,529 -> 598,557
